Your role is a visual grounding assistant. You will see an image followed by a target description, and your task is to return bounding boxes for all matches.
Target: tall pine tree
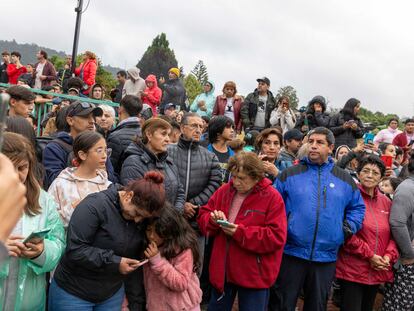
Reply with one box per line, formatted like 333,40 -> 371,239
191,60 -> 209,85
137,33 -> 178,80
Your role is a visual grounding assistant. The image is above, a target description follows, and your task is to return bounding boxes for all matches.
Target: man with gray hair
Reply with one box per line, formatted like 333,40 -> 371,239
269,127 -> 366,311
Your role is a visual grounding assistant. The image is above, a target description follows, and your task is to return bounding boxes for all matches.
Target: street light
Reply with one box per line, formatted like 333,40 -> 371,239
71,0 -> 84,74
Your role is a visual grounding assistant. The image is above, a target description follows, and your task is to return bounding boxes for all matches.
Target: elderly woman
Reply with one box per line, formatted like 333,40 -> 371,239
197,152 -> 287,311
335,155 -> 398,311
95,104 -> 116,137
120,118 -> 185,212
212,81 -> 243,133
254,128 -> 289,181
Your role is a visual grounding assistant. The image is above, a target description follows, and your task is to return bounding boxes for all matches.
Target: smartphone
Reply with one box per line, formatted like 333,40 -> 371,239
348,119 -> 355,124
381,155 -> 393,168
217,219 -> 234,228
0,93 -> 10,151
23,228 -> 51,244
408,140 -> 414,147
364,133 -> 375,145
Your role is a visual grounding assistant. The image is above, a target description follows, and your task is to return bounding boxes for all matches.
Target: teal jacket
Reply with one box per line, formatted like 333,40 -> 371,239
0,190 -> 65,311
190,80 -> 215,117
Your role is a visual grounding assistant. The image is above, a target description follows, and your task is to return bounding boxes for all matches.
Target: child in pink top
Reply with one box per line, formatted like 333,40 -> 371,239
143,206 -> 202,311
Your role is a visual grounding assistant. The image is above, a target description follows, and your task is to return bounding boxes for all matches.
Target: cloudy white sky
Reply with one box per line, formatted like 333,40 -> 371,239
3,0 -> 414,116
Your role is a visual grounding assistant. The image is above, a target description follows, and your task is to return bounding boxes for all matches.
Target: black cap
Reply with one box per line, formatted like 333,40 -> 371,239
256,77 -> 270,86
165,103 -> 176,110
6,85 -> 36,101
66,101 -> 103,118
283,129 -> 303,141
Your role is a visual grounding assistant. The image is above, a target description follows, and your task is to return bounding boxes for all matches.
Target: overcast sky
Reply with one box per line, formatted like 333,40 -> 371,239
3,0 -> 414,116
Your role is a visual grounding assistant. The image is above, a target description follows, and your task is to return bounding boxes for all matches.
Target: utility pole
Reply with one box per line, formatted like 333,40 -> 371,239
71,0 -> 84,74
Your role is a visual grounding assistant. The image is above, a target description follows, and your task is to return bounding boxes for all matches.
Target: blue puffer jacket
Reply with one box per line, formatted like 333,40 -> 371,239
274,157 -> 365,262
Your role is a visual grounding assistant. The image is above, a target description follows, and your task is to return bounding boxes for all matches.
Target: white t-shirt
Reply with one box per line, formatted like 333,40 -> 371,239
224,97 -> 235,121
254,95 -> 267,128
34,62 -> 45,89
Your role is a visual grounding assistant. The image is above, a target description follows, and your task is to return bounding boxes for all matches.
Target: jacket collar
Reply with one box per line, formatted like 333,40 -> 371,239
139,142 -> 170,165
178,136 -> 199,150
301,156 -> 334,169
229,177 -> 272,194
358,184 -> 380,199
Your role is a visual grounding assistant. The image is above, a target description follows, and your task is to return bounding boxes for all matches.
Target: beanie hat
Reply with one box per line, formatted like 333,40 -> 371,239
169,68 -> 180,78
283,129 -> 303,142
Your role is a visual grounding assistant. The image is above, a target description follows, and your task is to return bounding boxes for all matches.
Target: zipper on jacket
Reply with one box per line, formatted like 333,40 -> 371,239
256,256 -> 263,276
184,141 -> 192,200
323,186 -> 327,209
368,197 -> 379,284
244,209 -> 266,216
310,167 -> 322,260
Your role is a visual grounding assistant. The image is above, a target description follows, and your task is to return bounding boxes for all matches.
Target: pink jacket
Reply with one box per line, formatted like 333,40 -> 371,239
144,249 -> 202,311
373,127 -> 402,145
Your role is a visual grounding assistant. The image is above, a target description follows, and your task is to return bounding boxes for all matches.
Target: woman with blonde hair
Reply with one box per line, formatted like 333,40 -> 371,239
75,51 -> 97,95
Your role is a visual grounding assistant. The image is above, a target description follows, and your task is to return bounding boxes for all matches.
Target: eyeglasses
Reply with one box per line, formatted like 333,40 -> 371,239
94,147 -> 112,157
360,168 -> 381,177
185,123 -> 204,130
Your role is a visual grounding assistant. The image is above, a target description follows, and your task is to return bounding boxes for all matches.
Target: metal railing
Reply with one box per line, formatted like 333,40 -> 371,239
0,83 -> 119,136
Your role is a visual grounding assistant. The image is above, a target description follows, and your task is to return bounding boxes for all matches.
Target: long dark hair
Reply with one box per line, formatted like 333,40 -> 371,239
148,206 -> 200,273
341,98 -> 360,119
73,131 -> 105,164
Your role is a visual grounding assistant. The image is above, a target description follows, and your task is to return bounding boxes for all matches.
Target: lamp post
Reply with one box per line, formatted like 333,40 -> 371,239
71,0 -> 84,74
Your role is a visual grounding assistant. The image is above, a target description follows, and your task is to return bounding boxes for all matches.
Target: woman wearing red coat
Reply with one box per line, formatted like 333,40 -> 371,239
197,152 -> 287,311
212,81 -> 243,133
336,155 -> 399,311
142,74 -> 162,116
75,51 -> 97,95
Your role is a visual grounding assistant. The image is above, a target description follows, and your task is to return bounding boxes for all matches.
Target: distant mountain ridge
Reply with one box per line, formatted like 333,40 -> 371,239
0,39 -> 123,76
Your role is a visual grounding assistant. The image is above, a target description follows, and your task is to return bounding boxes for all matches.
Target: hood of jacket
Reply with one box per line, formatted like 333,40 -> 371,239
56,131 -> 74,145
56,167 -> 109,185
145,74 -> 158,88
307,95 -> 327,113
204,80 -> 215,95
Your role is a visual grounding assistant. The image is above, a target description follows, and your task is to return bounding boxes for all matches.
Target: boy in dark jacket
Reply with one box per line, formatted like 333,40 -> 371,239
295,95 -> 331,134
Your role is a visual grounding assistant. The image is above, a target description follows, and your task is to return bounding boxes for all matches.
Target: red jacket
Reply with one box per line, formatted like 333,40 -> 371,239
6,64 -> 27,84
336,185 -> 398,285
142,74 -> 162,116
197,178 -> 287,292
75,59 -> 97,94
393,132 -> 413,162
213,95 -> 243,131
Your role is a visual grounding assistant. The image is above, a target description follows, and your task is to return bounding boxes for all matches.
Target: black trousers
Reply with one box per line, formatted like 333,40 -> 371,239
268,254 -> 336,311
338,279 -> 378,311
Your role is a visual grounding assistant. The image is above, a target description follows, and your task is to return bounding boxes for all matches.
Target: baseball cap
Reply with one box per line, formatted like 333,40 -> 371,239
256,77 -> 270,86
66,101 -> 103,118
165,103 -> 176,110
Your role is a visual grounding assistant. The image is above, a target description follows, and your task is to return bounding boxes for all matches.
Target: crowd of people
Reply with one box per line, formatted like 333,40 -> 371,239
1,49 -> 414,311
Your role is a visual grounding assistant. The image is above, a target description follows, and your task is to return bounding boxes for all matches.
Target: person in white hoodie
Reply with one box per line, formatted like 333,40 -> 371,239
48,131 -> 111,226
269,95 -> 296,134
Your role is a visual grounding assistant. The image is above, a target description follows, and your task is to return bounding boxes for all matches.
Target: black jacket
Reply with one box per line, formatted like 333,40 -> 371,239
160,78 -> 187,112
295,100 -> 330,133
107,120 -> 142,175
168,136 -> 221,206
0,63 -> 8,83
240,90 -> 276,129
329,112 -> 364,149
120,142 -> 185,212
53,184 -> 146,306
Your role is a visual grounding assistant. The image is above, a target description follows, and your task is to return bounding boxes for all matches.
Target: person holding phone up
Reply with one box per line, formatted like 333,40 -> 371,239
329,98 -> 364,149
197,152 -> 287,311
48,171 -> 166,311
0,132 -> 65,311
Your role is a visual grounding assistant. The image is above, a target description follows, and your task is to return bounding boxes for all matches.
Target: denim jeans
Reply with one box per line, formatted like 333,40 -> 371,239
208,282 -> 269,311
48,279 -> 124,311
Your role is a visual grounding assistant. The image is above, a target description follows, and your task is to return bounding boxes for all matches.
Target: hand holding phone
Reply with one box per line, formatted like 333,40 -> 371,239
23,228 -> 51,244
216,219 -> 234,228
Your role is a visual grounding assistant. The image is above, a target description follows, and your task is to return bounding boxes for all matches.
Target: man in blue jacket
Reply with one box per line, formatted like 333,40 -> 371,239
42,101 -> 117,189
269,127 -> 365,311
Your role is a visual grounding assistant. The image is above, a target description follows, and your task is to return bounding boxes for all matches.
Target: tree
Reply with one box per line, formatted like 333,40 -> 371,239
275,86 -> 299,109
137,33 -> 179,80
191,60 -> 209,85
184,74 -> 203,105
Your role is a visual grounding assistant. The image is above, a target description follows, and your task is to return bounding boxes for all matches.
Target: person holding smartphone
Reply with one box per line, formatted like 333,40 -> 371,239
0,132 -> 65,311
48,171 -> 166,311
197,152 -> 287,311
